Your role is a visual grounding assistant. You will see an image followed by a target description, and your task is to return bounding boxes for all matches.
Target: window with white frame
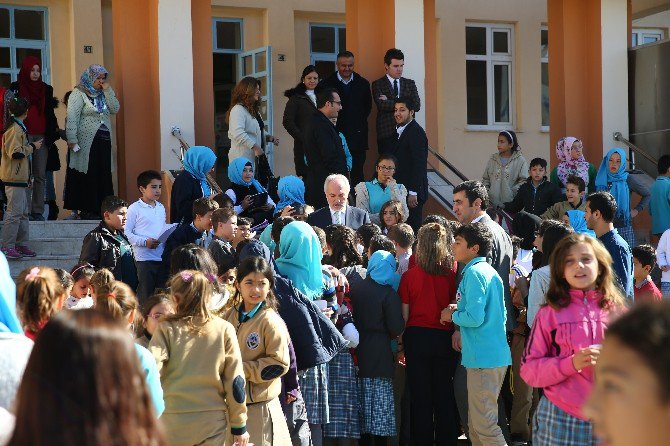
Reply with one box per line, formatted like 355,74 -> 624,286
0,5 -> 50,88
465,24 -> 513,128
541,27 -> 549,130
310,24 -> 345,80
631,28 -> 665,46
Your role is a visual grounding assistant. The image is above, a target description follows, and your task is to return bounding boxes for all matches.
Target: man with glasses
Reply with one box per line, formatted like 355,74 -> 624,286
303,88 -> 347,208
391,97 -> 427,232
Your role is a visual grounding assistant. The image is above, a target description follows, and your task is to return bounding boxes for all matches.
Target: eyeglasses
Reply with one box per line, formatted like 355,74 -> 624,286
148,312 -> 165,320
377,165 -> 395,172
383,210 -> 398,216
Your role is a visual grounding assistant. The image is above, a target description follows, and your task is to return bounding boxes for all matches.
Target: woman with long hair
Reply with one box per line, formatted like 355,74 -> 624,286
282,65 -> 319,178
8,309 -> 166,446
227,76 -> 278,163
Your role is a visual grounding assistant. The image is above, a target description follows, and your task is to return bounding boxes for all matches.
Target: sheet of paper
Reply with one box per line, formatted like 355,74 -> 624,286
157,223 -> 178,243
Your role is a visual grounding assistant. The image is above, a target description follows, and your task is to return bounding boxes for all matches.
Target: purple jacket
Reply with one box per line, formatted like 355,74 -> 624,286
520,289 -> 614,420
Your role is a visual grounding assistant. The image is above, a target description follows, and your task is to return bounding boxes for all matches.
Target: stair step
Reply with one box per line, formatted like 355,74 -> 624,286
0,220 -> 99,239
8,255 -> 80,279
26,238 -> 84,256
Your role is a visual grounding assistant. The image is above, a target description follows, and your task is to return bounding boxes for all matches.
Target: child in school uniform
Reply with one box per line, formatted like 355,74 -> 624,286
632,245 -> 662,303
222,257 -> 291,446
150,270 -> 249,446
441,222 -> 512,446
504,158 -> 562,217
125,170 -> 168,304
208,207 -> 238,277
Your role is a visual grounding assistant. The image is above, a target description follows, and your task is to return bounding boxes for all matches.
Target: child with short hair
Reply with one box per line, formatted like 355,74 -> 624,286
655,228 -> 670,299
17,266 -> 66,340
356,223 -> 382,267
541,174 -> 587,220
312,225 -> 328,257
368,234 -> 395,258
65,263 -> 95,309
0,97 -> 43,259
125,170 -> 169,304
521,233 -> 626,446
209,207 -> 238,276
647,154 -> 670,237
162,197 -> 218,277
79,196 -> 138,290
632,245 -> 662,303
222,258 -> 291,444
441,223 -> 512,446
150,270 -> 249,445
387,223 -> 414,276
504,157 -> 562,216
233,217 -> 254,249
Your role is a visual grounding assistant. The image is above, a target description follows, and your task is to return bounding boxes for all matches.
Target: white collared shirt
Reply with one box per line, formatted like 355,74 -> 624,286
471,213 -> 486,224
125,199 -> 167,261
330,206 -> 347,225
337,72 -> 354,85
396,119 -> 412,138
386,74 -> 400,96
306,89 -> 317,106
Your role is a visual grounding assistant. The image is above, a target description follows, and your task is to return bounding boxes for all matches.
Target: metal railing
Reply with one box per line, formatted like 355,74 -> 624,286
613,131 -> 659,170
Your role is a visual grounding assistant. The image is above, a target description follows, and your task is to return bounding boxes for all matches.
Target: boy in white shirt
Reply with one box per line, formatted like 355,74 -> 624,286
657,228 -> 670,299
125,170 -> 167,304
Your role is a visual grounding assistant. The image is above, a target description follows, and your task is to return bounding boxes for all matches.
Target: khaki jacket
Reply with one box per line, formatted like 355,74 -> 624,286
1,121 -> 34,186
482,151 -> 529,207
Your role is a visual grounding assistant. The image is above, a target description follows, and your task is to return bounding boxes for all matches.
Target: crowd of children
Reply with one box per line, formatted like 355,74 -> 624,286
1,124 -> 670,446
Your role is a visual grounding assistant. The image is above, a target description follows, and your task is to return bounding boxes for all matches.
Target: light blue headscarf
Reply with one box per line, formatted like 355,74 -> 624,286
259,223 -> 276,253
183,146 -> 217,198
275,176 -> 305,215
76,64 -> 109,112
367,250 -> 400,291
275,221 -> 324,300
595,148 -> 630,225
0,253 -> 20,333
567,210 -> 596,238
228,157 -> 267,193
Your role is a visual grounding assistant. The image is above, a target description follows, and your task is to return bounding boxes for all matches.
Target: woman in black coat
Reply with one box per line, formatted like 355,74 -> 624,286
282,65 -> 319,178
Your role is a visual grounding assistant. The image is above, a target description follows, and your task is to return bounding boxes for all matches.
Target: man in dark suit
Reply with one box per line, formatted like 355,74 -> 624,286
371,48 -> 421,155
318,51 -> 372,187
302,88 -> 347,209
307,174 -> 371,231
392,97 -> 428,232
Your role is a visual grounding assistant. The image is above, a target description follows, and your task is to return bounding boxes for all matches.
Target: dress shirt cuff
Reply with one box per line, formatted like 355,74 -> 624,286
408,191 -> 417,196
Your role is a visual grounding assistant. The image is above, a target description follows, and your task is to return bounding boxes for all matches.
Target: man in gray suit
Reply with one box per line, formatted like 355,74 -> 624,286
451,180 -> 513,443
307,174 -> 371,230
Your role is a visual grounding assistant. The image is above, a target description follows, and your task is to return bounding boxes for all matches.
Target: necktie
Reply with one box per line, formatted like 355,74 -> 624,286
393,79 -> 399,97
335,212 -> 342,225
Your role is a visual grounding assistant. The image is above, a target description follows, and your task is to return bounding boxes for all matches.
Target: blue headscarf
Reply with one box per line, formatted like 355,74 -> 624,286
275,176 -> 305,215
183,146 -> 217,198
275,221 -> 323,300
595,148 -> 630,225
259,224 -> 276,254
76,64 -> 109,112
0,253 -> 20,333
566,210 -> 596,238
367,250 -> 400,291
228,157 -> 267,193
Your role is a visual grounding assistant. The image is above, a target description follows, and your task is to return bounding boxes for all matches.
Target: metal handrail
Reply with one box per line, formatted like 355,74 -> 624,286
427,146 -> 469,182
613,132 -> 659,168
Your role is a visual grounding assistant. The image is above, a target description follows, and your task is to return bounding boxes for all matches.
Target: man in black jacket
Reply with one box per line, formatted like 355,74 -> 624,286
303,88 -> 346,209
391,97 -> 428,232
318,51 -> 372,186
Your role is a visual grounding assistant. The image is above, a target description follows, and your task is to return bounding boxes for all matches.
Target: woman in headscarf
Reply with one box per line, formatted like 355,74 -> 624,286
350,250 -> 405,446
170,146 -> 217,225
225,156 -> 275,224
595,148 -> 651,247
563,209 -> 597,238
64,64 -> 120,220
549,137 -> 597,194
9,56 -> 59,221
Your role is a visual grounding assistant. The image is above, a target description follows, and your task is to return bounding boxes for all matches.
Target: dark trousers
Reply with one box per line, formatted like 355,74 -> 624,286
377,136 -> 397,155
350,150 -> 367,188
293,145 -> 308,178
136,260 -> 162,306
404,327 -> 459,446
406,201 -> 424,234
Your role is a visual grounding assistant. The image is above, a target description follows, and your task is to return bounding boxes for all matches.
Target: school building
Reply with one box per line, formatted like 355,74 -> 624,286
1,0 -> 668,229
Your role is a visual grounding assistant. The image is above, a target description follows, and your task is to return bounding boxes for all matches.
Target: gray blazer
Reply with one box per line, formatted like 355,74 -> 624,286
307,205 -> 371,231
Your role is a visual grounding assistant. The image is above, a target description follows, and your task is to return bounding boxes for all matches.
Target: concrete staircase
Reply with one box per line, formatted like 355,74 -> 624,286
1,220 -> 99,279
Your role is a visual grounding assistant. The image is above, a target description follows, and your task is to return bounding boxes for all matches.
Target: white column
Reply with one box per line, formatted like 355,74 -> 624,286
394,0 -> 426,128
601,0 -> 629,155
157,0 -> 196,170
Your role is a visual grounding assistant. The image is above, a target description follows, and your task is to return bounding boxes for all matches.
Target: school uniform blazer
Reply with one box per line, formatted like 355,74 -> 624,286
391,119 -> 428,202
307,205 -> 371,231
371,76 -> 421,140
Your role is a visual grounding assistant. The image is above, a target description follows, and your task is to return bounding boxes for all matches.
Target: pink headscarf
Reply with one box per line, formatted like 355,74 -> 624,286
555,137 -> 590,188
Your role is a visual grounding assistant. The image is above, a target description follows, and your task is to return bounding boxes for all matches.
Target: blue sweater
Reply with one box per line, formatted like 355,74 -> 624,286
598,229 -> 633,300
650,176 -> 670,236
453,257 -> 512,369
135,343 -> 165,416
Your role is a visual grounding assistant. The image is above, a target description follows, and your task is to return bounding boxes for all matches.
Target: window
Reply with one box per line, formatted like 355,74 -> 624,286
0,5 -> 50,88
631,28 -> 665,46
465,24 -> 513,128
310,24 -> 345,80
541,27 -> 549,130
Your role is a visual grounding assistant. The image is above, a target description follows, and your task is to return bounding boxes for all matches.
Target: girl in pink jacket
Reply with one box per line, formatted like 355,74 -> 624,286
521,233 -> 626,446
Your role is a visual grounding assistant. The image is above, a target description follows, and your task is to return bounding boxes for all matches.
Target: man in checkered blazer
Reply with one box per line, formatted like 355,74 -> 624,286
371,48 -> 421,155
